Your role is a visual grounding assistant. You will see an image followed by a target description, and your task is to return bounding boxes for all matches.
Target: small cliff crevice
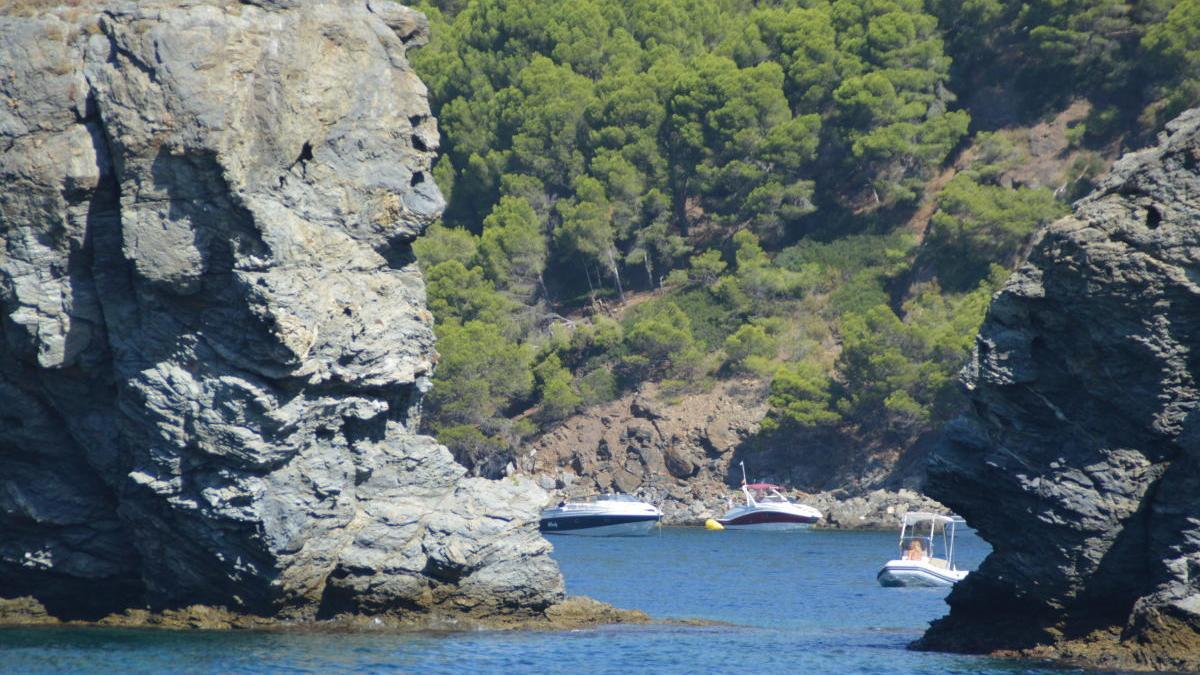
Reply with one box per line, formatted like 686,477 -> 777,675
917,108 -> 1200,670
0,1 -> 565,624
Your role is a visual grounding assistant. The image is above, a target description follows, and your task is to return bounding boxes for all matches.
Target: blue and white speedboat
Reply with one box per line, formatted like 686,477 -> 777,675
877,512 -> 969,587
539,494 -> 661,536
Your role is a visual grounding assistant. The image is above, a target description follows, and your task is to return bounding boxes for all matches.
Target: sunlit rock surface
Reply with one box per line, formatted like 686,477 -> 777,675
0,0 -> 563,621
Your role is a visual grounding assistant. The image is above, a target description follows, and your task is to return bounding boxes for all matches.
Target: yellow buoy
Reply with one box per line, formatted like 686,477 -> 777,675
704,518 -> 724,531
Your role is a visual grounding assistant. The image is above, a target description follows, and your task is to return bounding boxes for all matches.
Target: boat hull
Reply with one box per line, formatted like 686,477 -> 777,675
539,514 -> 660,536
717,511 -> 818,530
876,560 -> 968,587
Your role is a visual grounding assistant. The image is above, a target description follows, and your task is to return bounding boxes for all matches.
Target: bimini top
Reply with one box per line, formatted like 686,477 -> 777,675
902,511 -> 961,526
744,483 -> 782,490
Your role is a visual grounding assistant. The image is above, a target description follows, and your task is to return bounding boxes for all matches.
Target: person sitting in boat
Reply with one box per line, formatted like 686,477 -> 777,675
904,539 -> 927,561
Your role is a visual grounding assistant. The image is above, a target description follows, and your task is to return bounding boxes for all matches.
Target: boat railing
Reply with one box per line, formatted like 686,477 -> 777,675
553,494 -> 647,509
898,516 -> 961,570
594,494 -> 640,502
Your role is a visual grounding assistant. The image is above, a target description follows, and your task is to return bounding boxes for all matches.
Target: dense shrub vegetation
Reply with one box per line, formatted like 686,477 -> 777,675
409,0 -> 1197,474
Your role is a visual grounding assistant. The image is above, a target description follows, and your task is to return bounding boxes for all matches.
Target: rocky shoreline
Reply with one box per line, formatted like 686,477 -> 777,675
0,595 -> 649,633
916,625 -> 1200,673
806,489 -> 948,530
636,487 -> 949,530
527,378 -> 951,529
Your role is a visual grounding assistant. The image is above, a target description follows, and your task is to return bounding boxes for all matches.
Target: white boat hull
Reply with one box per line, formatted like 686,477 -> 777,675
717,502 -> 821,531
877,559 -> 968,587
540,517 -> 659,537
539,498 -> 662,537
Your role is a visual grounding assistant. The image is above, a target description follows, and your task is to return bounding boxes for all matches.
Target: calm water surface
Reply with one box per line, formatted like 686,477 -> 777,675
0,528 -> 1075,673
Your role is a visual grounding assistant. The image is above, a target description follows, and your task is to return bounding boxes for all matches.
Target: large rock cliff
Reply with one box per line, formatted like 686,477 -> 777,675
0,0 -> 563,622
918,109 -> 1200,669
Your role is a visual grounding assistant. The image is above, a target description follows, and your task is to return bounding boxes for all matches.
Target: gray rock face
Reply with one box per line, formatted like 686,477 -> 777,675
0,1 -> 563,621
920,109 -> 1200,668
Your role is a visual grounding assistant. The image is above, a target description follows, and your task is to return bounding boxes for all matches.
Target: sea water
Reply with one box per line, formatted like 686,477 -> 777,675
0,528 -> 1072,674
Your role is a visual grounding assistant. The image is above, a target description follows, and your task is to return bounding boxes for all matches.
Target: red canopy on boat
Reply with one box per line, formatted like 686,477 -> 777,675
743,482 -> 782,490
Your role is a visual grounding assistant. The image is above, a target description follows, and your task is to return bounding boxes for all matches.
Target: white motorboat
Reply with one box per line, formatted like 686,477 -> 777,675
717,464 -> 822,530
539,494 -> 661,536
717,483 -> 822,530
877,512 -> 969,587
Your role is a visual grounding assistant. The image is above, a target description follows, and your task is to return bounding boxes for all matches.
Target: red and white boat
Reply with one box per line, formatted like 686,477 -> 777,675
717,465 -> 822,530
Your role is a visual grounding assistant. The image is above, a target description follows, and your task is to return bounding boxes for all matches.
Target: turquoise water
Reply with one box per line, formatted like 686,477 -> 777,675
0,528 -> 1071,673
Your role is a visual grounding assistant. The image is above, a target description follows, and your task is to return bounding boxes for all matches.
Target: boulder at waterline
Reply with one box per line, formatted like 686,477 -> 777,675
0,0 -> 564,623
917,108 -> 1200,671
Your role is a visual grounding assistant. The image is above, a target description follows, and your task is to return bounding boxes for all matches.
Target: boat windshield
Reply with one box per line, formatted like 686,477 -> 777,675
755,489 -> 789,503
742,483 -> 791,504
590,494 -> 640,503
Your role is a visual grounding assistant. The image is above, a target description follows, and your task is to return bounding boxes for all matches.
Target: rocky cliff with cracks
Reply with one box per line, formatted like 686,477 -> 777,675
918,109 -> 1200,670
0,0 -> 565,624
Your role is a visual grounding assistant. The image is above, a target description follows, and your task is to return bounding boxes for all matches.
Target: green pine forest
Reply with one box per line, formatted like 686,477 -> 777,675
408,0 -> 1200,478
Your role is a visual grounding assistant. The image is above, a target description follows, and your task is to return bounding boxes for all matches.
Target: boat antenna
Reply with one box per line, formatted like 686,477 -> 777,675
739,460 -> 748,485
